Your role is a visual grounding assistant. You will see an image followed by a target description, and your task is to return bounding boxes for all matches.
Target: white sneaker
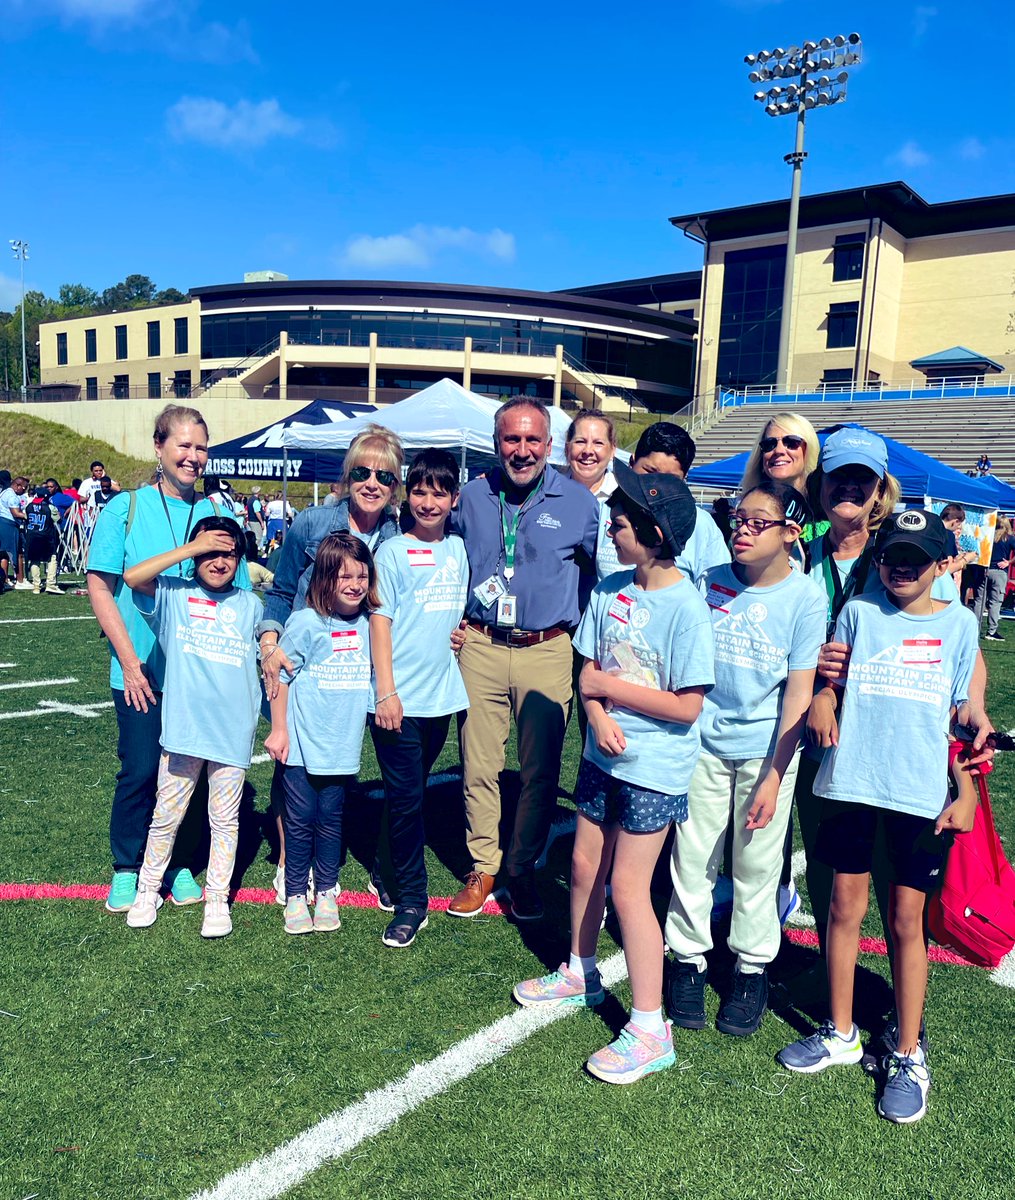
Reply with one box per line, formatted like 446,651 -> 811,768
44,585 -> 64,596
13,580 -> 33,591
273,865 -> 286,906
126,887 -> 164,929
201,896 -> 232,939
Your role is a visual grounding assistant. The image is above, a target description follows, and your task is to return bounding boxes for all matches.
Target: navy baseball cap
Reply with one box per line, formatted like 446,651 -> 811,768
610,460 -> 697,558
874,509 -> 949,560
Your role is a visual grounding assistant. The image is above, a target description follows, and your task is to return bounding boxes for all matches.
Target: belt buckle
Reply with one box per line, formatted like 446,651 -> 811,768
506,627 -> 531,647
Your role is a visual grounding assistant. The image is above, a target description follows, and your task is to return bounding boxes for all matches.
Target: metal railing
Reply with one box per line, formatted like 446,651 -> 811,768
719,373 -> 1015,409
559,350 -> 650,416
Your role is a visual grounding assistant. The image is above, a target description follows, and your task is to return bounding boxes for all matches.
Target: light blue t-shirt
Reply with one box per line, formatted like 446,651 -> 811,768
280,608 -> 372,775
87,487 -> 251,691
0,487 -> 21,522
574,570 -> 715,794
813,592 -> 978,820
369,534 -> 470,718
698,564 -> 827,760
135,577 -> 262,768
595,504 -> 730,585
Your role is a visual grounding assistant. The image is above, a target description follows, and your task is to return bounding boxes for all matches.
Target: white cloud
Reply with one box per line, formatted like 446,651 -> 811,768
0,274 -> 23,312
959,136 -> 986,160
913,5 -> 938,38
342,225 -> 517,271
166,97 -> 305,149
888,140 -> 931,169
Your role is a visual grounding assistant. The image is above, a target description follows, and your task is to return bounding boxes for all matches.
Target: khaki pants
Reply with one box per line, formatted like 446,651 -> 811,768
458,630 -> 572,877
665,749 -> 800,972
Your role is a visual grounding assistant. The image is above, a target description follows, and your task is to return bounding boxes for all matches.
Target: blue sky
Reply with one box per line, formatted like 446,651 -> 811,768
2,0 -> 1011,310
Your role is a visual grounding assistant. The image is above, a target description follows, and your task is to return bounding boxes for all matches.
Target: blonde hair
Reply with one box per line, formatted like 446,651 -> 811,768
153,404 -> 208,445
565,410 -> 616,450
809,466 -> 902,531
740,411 -> 820,493
996,515 -> 1012,539
339,424 -> 405,505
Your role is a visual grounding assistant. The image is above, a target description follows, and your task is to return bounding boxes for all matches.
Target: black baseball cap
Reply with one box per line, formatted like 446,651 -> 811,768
610,460 -> 697,558
874,509 -> 949,560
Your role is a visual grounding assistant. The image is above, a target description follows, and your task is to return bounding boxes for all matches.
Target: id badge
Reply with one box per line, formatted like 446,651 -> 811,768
496,594 -> 517,628
473,574 -> 506,610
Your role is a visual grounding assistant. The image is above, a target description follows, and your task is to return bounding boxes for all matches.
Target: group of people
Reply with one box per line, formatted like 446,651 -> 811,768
82,400 -> 1000,1126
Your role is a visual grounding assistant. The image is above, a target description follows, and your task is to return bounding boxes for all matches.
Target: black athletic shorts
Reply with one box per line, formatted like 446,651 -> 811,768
814,798 -> 953,893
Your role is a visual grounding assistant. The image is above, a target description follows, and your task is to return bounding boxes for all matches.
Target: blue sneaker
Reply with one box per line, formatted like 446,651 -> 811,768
168,868 -> 204,906
105,871 -> 138,913
777,1021 -> 863,1073
878,1053 -> 931,1123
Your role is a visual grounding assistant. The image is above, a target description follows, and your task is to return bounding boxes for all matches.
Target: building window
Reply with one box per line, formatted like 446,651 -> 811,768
85,376 -> 98,400
826,302 -> 859,349
115,325 -> 128,360
715,244 -> 787,389
174,317 -> 189,355
147,372 -> 162,399
112,374 -> 130,398
85,328 -> 97,363
147,320 -> 161,357
832,234 -> 865,283
173,370 -> 191,398
56,332 -> 68,365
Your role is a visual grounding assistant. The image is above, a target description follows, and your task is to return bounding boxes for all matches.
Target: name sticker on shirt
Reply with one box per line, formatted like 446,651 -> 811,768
407,547 -> 436,568
332,629 -> 362,653
608,592 -> 634,624
188,596 -> 218,621
705,583 -> 737,613
902,638 -> 942,666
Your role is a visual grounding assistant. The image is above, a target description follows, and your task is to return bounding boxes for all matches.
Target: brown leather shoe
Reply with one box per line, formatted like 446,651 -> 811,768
447,871 -> 496,917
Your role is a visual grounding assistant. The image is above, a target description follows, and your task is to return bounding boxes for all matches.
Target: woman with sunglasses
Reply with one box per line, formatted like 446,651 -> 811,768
256,424 -> 403,899
740,412 -> 825,546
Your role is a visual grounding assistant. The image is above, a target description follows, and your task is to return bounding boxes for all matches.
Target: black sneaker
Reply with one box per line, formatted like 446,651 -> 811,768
985,633 -> 1004,642
382,907 -> 429,948
367,872 -> 395,913
716,969 -> 768,1037
665,959 -> 707,1030
507,872 -> 544,921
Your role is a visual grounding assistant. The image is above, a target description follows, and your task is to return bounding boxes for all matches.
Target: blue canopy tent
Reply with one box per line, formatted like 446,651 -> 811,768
206,399 -> 376,484
687,423 -> 1015,509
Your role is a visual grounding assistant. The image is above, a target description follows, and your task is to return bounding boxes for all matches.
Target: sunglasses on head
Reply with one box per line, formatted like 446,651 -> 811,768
349,465 -> 397,488
760,435 -> 806,453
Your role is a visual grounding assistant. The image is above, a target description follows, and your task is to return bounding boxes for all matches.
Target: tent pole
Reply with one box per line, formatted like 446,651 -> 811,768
314,482 -> 319,505
283,449 -> 289,519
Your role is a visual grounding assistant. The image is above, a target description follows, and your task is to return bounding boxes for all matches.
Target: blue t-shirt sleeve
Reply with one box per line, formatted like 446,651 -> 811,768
666,603 -> 715,692
373,543 -> 401,623
951,612 -> 978,706
573,586 -> 604,661
278,612 -> 309,684
86,491 -> 131,574
788,584 -> 828,671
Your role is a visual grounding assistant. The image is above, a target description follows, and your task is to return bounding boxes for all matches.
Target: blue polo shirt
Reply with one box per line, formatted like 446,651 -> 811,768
453,466 -> 599,631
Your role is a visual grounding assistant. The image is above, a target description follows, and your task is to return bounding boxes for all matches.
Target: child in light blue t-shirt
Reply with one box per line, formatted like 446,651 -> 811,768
122,517 -> 261,941
514,462 -> 713,1087
779,510 -> 979,1126
665,481 -> 826,1038
265,532 -> 376,936
369,450 -> 469,949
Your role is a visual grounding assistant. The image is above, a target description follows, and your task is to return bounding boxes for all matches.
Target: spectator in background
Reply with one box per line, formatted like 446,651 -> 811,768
25,486 -> 63,594
88,476 -> 116,522
974,516 -> 1014,642
79,461 -> 120,506
975,453 -> 992,476
45,478 -> 75,527
940,503 -> 978,592
1,475 -> 31,588
246,486 -> 267,544
321,481 -> 343,508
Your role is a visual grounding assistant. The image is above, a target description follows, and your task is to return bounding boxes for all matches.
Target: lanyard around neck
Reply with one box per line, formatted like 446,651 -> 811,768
157,482 -> 197,577
499,473 -> 544,582
820,532 -> 873,633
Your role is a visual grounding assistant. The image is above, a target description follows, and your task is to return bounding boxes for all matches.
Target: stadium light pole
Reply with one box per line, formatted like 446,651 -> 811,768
745,34 -> 862,392
9,238 -> 29,401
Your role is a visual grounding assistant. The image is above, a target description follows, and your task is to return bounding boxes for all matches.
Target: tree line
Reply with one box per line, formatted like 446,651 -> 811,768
1,274 -> 185,393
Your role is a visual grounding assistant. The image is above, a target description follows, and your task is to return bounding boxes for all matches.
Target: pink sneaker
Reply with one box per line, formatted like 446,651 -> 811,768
586,1020 -> 675,1084
512,963 -> 604,1009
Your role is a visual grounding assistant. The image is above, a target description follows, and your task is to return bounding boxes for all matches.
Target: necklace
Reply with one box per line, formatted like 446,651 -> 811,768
157,482 -> 197,577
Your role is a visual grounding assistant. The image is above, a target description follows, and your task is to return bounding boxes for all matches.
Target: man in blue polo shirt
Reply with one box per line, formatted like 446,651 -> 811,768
450,397 -> 600,920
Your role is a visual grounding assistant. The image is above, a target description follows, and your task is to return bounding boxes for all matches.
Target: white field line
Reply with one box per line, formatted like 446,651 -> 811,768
0,699 -> 113,720
191,950 -> 629,1200
0,662 -> 17,668
0,676 -> 77,692
0,615 -> 94,624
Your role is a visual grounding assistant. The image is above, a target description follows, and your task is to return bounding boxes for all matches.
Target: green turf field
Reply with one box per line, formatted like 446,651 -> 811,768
1,589 -> 1013,1200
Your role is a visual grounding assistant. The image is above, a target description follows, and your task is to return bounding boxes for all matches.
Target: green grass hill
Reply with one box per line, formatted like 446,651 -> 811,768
0,411 -> 153,489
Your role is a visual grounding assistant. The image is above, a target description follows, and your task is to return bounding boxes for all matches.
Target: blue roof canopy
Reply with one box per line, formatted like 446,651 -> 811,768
910,346 -> 1004,372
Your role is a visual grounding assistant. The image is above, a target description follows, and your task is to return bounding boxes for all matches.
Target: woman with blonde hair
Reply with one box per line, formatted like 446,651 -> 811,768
974,514 -> 1014,642
740,411 -> 821,496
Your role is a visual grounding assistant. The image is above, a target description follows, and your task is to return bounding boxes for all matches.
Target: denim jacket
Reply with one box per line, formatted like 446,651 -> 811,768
255,497 -> 399,637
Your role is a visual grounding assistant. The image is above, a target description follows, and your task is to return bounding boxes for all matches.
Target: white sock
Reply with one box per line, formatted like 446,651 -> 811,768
631,1007 -> 667,1038
896,1043 -> 926,1065
833,1023 -> 856,1041
738,961 -> 765,976
568,953 -> 598,980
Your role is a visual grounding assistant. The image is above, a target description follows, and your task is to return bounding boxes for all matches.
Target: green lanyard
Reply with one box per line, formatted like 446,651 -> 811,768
499,474 -> 543,582
819,533 -> 873,637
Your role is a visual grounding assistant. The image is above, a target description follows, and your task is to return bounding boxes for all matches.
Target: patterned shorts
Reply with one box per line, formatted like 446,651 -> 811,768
575,758 -> 688,834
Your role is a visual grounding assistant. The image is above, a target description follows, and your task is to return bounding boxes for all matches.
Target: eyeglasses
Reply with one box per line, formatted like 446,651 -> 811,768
730,515 -> 790,535
759,435 -> 806,453
349,466 -> 398,488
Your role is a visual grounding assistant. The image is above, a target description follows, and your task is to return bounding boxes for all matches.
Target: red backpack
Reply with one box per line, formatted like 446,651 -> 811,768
927,743 -> 1015,969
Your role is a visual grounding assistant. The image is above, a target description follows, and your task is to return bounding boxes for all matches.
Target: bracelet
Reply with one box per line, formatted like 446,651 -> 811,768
377,690 -> 398,705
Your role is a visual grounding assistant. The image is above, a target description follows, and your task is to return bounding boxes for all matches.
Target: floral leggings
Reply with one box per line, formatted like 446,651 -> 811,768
138,753 -> 245,900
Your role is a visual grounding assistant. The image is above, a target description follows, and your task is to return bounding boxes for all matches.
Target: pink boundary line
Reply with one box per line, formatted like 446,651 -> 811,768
0,882 -> 978,966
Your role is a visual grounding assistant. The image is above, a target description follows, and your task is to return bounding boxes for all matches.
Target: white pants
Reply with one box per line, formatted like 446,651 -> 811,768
665,749 -> 800,973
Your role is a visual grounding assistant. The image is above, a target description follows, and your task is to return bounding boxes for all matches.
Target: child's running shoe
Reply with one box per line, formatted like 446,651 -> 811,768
878,1052 -> 931,1123
273,866 -> 286,906
382,907 -> 428,948
586,1021 -> 675,1085
126,886 -> 164,929
313,889 -> 341,933
106,870 -> 138,913
284,896 -> 313,935
512,964 -> 605,1009
862,1015 -> 929,1076
168,868 -> 204,906
201,896 -> 232,939
777,1021 -> 864,1073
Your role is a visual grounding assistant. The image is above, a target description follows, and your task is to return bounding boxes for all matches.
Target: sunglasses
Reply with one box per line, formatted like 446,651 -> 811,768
349,465 -> 398,488
759,435 -> 806,453
874,550 -> 935,568
730,515 -> 790,535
